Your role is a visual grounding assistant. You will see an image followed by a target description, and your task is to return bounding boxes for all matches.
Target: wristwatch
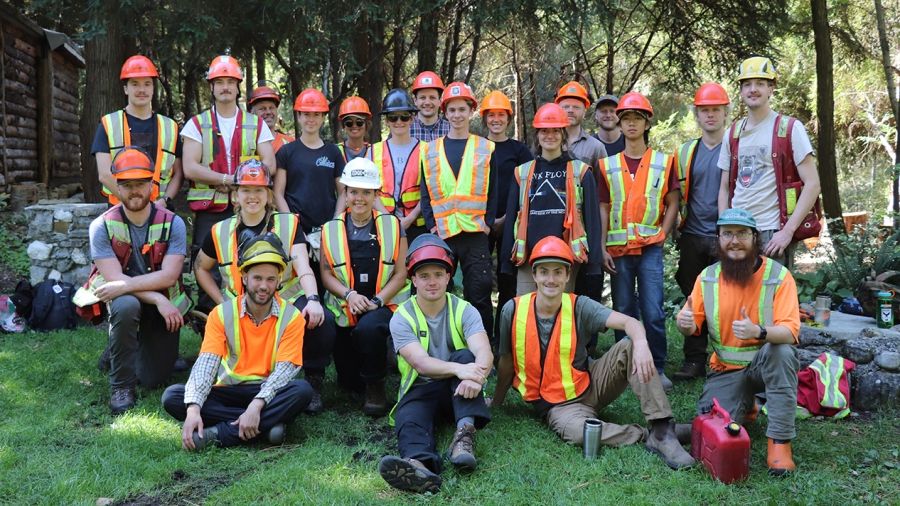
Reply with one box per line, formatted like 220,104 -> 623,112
307,295 -> 320,302
371,296 -> 384,308
758,325 -> 768,340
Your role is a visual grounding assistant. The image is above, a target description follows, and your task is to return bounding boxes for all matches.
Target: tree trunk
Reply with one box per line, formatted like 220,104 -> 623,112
465,9 -> 482,83
351,9 -> 386,143
873,0 -> 900,227
255,43 -> 267,84
811,0 -> 842,234
416,5 -> 439,73
444,2 -> 464,80
605,15 -> 615,93
392,26 -> 404,89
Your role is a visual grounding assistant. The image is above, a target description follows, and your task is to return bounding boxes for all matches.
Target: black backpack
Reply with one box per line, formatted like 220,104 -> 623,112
29,280 -> 77,331
10,279 -> 34,319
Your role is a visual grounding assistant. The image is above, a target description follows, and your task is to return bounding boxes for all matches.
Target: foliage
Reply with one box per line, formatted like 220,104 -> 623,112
0,213 -> 31,279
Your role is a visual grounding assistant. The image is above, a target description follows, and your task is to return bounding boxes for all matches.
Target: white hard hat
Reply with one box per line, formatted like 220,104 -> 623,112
340,157 -> 382,190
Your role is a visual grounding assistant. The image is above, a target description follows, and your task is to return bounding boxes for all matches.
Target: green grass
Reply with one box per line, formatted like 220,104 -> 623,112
0,324 -> 897,505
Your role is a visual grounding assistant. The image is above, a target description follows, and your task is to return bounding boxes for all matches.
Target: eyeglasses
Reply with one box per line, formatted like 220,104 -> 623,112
719,230 -> 754,241
342,119 -> 366,128
386,114 -> 413,123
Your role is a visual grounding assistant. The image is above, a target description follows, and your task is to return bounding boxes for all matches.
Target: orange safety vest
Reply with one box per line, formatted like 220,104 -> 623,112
273,132 -> 295,153
511,292 -> 590,404
369,140 -> 425,227
600,149 -> 672,256
338,142 -> 370,163
100,110 -> 178,205
421,135 -> 494,239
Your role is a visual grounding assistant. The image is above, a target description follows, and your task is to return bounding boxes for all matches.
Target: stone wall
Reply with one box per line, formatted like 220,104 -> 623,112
25,200 -> 106,285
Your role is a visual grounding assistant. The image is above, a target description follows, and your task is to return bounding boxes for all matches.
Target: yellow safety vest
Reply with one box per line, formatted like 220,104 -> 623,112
100,110 -> 178,204
674,139 -> 699,228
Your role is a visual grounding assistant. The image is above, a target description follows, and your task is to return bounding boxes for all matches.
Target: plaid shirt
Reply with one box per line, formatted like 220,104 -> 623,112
410,116 -> 450,142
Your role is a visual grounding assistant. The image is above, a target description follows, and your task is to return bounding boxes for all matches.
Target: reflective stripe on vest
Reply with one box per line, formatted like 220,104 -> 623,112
602,150 -> 670,248
808,353 -> 850,417
388,294 -> 468,425
510,159 -> 589,265
701,258 -> 787,366
187,108 -> 260,206
511,292 -> 589,403
422,135 -> 494,238
100,111 -> 178,204
211,213 -> 301,302
370,141 -> 425,227
216,295 -> 300,385
675,139 -> 699,228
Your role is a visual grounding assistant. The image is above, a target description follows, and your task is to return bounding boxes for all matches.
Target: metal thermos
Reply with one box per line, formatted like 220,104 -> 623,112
583,418 -> 603,459
814,295 -> 831,327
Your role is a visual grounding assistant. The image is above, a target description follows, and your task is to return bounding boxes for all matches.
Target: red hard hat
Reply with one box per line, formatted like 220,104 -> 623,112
338,96 -> 372,118
555,81 -> 591,108
293,88 -> 330,112
111,147 -> 154,180
693,82 -> 730,106
529,236 -> 575,267
120,55 -> 158,80
532,103 -> 569,129
207,55 -> 243,82
411,71 -> 445,93
440,82 -> 477,112
406,233 -> 456,276
616,91 -> 654,118
233,159 -> 273,187
249,86 -> 281,107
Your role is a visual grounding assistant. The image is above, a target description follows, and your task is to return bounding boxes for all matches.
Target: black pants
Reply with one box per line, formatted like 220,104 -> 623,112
490,228 -> 516,349
394,349 -> 491,474
445,232 -> 494,339
292,295 -> 336,377
406,224 -> 427,246
333,307 -> 393,392
162,380 -> 312,447
108,295 -> 178,390
675,233 -> 718,364
192,210 -> 231,314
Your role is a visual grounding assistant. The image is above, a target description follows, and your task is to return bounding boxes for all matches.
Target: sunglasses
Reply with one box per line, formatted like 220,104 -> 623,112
342,118 -> 366,128
386,114 -> 413,123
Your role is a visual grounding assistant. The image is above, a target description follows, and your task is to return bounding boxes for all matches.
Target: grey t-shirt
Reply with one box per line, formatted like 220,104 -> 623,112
387,138 -> 418,204
90,211 -> 187,275
683,142 -> 723,237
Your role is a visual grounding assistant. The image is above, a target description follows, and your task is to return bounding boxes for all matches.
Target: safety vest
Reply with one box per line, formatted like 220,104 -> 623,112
187,107 -> 261,211
210,212 -> 303,302
320,211 -> 408,327
100,110 -> 178,205
369,140 -> 425,227
273,132 -> 295,153
510,159 -> 590,266
214,294 -> 301,386
337,142 -> 370,163
675,139 -> 699,229
797,352 -> 854,419
511,292 -> 590,404
421,135 -> 494,239
700,257 -> 788,367
601,149 -> 671,256
389,293 -> 470,425
85,205 -> 192,316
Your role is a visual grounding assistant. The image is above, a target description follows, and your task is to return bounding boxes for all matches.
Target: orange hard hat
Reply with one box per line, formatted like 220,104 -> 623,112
529,236 -> 575,267
338,96 -> 372,118
616,91 -> 654,118
233,159 -> 273,187
293,88 -> 330,112
120,55 -> 158,80
440,82 -> 477,112
532,103 -> 569,129
480,90 -> 513,116
411,71 -> 445,93
111,147 -> 154,180
555,81 -> 591,108
249,86 -> 281,107
693,82 -> 730,106
207,55 -> 243,82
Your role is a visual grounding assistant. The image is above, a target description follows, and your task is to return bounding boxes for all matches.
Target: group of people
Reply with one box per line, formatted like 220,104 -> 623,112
84,52 -> 817,493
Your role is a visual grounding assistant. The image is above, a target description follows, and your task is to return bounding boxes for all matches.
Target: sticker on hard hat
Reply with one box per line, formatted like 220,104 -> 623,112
450,86 -> 461,96
567,86 -> 576,93
247,167 -> 261,178
351,169 -> 367,177
219,56 -> 229,63
422,77 -> 433,85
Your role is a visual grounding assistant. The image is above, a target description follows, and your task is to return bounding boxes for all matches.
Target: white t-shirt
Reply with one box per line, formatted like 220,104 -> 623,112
717,110 -> 814,231
180,109 -> 274,171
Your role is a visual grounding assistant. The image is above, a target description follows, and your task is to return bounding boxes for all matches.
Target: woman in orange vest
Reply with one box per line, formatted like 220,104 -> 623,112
337,96 -> 371,162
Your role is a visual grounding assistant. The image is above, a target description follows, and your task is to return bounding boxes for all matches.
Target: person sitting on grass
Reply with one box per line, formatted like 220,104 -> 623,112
491,236 -> 695,470
162,234 -> 312,450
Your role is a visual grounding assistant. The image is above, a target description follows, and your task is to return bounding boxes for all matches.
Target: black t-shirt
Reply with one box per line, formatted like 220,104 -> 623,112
276,140 -> 345,231
492,139 -> 534,219
594,133 -> 625,157
91,111 -> 183,160
201,215 -> 307,259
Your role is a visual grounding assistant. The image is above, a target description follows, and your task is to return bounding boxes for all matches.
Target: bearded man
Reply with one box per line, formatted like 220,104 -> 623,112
675,208 -> 801,476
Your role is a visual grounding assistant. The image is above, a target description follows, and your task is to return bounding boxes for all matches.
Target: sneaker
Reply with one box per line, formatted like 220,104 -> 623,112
447,424 -> 477,471
659,372 -> 674,393
378,456 -> 441,493
767,438 -> 796,476
190,426 -> 219,452
109,387 -> 135,415
267,423 -> 286,445
672,361 -> 705,381
304,373 -> 324,415
645,420 -> 695,470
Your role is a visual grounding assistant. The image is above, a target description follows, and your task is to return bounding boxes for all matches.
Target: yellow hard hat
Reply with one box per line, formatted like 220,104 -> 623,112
738,56 -> 777,82
238,233 -> 289,273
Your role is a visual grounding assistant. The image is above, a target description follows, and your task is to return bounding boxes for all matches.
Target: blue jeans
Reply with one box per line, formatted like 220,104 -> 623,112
610,244 -> 667,370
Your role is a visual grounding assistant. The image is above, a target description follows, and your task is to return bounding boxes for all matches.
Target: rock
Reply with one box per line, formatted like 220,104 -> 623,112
53,220 -> 70,234
53,209 -> 73,222
797,348 -> 825,368
72,249 -> 89,265
29,266 -> 47,285
853,370 -> 900,410
27,241 -> 52,260
875,351 -> 900,372
48,269 -> 61,281
843,339 -> 875,364
798,326 -> 842,347
74,203 -> 107,217
28,211 -> 53,235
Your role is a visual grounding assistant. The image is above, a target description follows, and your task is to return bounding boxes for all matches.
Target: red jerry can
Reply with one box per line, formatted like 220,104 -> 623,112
691,398 -> 751,483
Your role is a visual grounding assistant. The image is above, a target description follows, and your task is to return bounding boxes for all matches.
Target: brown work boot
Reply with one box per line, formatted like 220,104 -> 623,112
672,361 -> 706,381
362,381 -> 388,417
767,438 -> 796,476
304,373 -> 324,415
378,456 -> 441,493
645,419 -> 695,470
109,387 -> 135,415
448,423 -> 477,471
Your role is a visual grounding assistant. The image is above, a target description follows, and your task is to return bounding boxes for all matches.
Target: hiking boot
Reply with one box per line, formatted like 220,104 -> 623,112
97,345 -> 112,373
173,355 -> 191,373
672,361 -> 705,381
109,387 -> 135,415
447,423 -> 477,471
304,373 -> 324,415
378,456 -> 441,493
190,426 -> 219,452
267,423 -> 286,445
362,381 -> 388,417
659,372 -> 674,393
767,438 -> 796,476
674,423 -> 692,445
645,420 -> 695,470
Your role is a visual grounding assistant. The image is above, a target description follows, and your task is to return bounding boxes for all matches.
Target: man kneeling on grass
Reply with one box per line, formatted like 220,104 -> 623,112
162,234 -> 312,449
491,236 -> 695,469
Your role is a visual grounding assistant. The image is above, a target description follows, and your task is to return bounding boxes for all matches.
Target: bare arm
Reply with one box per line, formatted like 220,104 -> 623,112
375,237 -> 408,303
599,202 -> 616,274
95,153 -> 116,198
291,243 -> 318,297
95,254 -> 181,293
165,158 -> 184,200
181,138 -> 226,186
194,251 -> 225,305
783,155 -> 820,234
718,169 -> 731,214
334,180 -> 347,218
257,141 -> 276,180
398,334 -> 491,383
491,354 -> 515,407
604,311 -> 654,382
274,168 -> 290,213
661,189 -> 680,237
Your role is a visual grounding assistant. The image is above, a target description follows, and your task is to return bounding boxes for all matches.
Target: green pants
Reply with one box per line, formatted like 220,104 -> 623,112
698,343 -> 799,440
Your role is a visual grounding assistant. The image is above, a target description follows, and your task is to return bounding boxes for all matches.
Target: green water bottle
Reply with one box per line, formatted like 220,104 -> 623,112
877,291 -> 893,328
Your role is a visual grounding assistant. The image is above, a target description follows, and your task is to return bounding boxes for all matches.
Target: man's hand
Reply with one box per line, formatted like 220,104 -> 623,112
231,399 -> 264,441
732,307 -> 761,340
181,405 -> 204,450
347,293 -> 375,315
631,340 -> 656,383
602,249 -> 617,274
156,298 -> 184,332
676,296 -> 697,335
455,362 -> 489,384
454,379 -> 483,399
303,299 -> 325,328
94,279 -> 129,302
764,229 -> 793,257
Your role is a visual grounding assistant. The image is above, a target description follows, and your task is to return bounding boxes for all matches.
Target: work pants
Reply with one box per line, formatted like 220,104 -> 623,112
333,307 -> 393,392
292,295 -> 336,378
445,232 -> 494,339
675,233 -> 718,365
610,244 -> 667,370
108,295 -> 178,390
